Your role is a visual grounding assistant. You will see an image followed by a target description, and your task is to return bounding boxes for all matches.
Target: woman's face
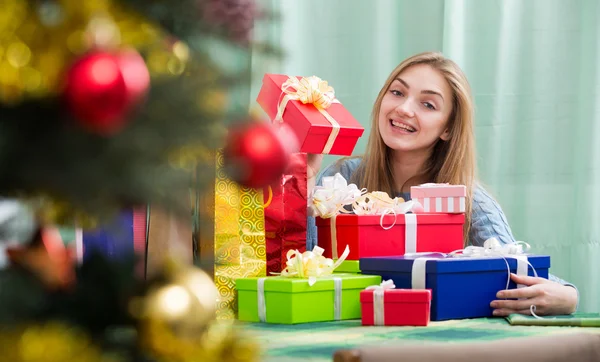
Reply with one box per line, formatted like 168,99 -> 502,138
378,64 -> 454,154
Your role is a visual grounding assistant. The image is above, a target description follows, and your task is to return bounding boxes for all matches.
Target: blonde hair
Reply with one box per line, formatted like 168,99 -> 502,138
353,51 -> 476,245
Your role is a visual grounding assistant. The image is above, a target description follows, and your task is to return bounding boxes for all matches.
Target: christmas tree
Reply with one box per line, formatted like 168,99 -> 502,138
0,0 -> 283,360
0,0 -> 276,222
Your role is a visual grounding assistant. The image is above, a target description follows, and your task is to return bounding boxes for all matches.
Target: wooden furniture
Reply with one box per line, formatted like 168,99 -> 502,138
333,332 -> 600,362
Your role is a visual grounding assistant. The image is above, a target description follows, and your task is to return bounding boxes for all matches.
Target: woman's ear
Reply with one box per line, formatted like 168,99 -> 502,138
440,128 -> 451,141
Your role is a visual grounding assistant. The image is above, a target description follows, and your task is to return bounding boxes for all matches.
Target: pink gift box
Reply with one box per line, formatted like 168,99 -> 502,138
410,184 -> 466,214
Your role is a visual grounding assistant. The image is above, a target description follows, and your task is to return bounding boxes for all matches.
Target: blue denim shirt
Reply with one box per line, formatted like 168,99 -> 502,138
306,157 -> 578,298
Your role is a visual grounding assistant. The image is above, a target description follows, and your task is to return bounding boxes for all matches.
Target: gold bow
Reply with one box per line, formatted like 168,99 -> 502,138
275,76 -> 341,154
275,245 -> 350,286
281,76 -> 336,109
352,191 -> 406,215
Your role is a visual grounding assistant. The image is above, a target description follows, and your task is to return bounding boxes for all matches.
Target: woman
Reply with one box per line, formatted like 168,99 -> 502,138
306,52 -> 578,316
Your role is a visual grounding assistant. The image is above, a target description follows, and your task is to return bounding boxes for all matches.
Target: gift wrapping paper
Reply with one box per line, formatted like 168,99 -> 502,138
264,152 -> 308,274
214,151 -> 266,319
215,261 -> 266,320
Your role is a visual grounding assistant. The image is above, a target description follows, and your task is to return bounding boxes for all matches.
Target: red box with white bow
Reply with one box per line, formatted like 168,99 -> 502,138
360,287 -> 431,326
315,214 -> 465,260
410,184 -> 467,214
256,74 -> 364,155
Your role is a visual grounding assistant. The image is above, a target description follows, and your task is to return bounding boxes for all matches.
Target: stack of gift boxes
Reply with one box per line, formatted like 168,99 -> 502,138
233,73 -> 551,326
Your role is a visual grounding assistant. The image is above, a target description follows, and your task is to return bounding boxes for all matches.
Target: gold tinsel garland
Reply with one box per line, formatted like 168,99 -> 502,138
0,322 -> 106,362
0,0 -> 226,226
0,0 -> 190,105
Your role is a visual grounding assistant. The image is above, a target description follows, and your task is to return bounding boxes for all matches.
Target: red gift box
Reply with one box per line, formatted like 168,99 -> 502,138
361,287 -> 431,326
316,213 -> 464,260
256,74 -> 364,156
263,153 -> 308,273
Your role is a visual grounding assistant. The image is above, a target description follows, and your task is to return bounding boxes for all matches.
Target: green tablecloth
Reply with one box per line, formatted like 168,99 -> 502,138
242,317 -> 600,362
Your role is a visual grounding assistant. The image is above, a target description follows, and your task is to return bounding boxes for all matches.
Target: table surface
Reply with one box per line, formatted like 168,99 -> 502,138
241,317 -> 600,362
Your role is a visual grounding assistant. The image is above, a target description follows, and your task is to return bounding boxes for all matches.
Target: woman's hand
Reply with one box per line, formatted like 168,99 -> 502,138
490,273 -> 578,316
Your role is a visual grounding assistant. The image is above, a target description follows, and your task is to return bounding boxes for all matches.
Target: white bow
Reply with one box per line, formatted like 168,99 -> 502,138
308,173 -> 364,218
448,237 -> 538,290
366,279 -> 396,292
452,237 -> 531,258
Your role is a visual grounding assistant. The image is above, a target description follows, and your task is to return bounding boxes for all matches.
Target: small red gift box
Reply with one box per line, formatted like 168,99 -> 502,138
360,286 -> 431,326
256,74 -> 364,156
316,213 -> 464,260
410,184 -> 467,213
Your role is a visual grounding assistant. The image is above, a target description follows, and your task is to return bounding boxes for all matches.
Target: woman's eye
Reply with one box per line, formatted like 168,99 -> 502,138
391,90 -> 404,97
423,102 -> 436,110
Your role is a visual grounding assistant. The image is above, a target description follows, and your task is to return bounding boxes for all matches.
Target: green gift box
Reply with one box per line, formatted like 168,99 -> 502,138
335,260 -> 361,273
236,273 -> 381,324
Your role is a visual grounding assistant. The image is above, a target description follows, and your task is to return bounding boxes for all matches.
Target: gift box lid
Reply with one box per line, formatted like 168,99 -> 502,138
335,260 -> 360,273
360,254 -> 551,274
360,288 -> 431,303
315,213 -> 465,226
236,273 -> 381,293
411,184 -> 467,198
261,74 -> 364,137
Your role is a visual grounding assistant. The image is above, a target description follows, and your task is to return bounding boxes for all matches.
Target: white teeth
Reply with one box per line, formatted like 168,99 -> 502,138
391,120 -> 416,132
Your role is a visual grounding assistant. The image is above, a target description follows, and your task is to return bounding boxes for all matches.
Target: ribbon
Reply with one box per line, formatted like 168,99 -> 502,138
257,277 -> 267,322
410,237 -> 538,292
275,245 -> 350,286
256,275 -> 344,323
411,256 -> 441,289
450,238 -> 537,290
405,214 -> 417,254
352,191 -> 413,216
309,173 -> 364,219
352,192 -> 420,253
263,186 -> 273,208
275,76 -> 341,154
334,277 -> 342,320
366,280 -> 396,325
330,214 -> 338,259
309,173 -> 364,260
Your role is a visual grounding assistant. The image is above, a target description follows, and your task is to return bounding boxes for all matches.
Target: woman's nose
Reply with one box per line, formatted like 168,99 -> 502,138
395,99 -> 415,118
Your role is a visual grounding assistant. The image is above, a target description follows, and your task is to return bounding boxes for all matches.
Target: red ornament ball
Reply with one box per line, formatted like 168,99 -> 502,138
223,122 -> 291,189
63,49 -> 150,135
63,51 -> 129,134
116,48 -> 151,106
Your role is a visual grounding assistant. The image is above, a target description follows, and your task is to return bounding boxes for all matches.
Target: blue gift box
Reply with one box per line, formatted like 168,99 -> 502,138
82,208 -> 147,263
360,254 -> 550,321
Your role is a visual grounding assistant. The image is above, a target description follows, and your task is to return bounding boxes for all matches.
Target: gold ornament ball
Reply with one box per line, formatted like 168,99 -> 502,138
139,264 -> 219,338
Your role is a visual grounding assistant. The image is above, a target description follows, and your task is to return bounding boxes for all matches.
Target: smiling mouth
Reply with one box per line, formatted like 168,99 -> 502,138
390,119 -> 416,133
